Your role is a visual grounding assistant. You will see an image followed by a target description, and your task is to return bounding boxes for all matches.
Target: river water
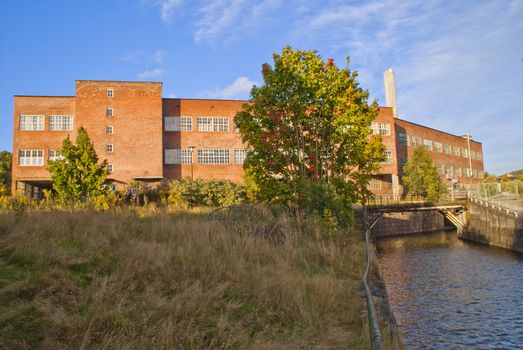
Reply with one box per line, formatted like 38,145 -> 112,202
376,230 -> 523,349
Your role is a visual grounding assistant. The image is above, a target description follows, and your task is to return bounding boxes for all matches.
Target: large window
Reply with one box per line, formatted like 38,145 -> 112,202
436,163 -> 444,174
49,115 -> 73,131
197,117 -> 229,132
19,149 -> 44,166
461,148 -> 469,158
197,149 -> 230,164
423,139 -> 433,151
234,149 -> 247,164
453,146 -> 460,157
20,115 -> 44,131
476,152 -> 483,161
455,167 -> 462,177
412,136 -> 422,147
443,144 -> 451,155
367,178 -> 381,190
434,142 -> 442,153
165,149 -> 193,164
164,116 -> 192,131
48,149 -> 63,161
398,132 -> 408,146
371,122 -> 391,136
382,150 -> 393,164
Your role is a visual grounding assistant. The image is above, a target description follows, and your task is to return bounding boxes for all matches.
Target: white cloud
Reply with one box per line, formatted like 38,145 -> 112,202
144,0 -> 183,24
202,76 -> 257,99
138,68 -> 167,79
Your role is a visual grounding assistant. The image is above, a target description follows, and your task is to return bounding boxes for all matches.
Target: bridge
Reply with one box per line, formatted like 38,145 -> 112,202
362,198 -> 468,237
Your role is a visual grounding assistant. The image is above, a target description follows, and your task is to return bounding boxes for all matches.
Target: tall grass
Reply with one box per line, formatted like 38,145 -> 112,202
0,205 -> 399,349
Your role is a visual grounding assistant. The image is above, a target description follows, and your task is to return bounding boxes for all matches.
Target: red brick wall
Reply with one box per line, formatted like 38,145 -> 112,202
162,98 -> 248,183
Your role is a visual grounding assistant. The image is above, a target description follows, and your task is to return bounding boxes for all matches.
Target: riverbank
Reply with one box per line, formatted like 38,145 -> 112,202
0,205 -> 401,349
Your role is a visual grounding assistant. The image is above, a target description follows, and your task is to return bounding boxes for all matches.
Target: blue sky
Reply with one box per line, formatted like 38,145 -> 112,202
1,0 -> 522,174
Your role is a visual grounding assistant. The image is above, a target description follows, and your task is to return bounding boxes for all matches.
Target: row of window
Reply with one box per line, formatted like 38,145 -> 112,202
165,148 -> 247,165
435,163 -> 484,179
398,132 -> 483,160
18,148 -> 114,172
164,116 -> 236,132
19,115 -> 73,131
371,122 -> 391,136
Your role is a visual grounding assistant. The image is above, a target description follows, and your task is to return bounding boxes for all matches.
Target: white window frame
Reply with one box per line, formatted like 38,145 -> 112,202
434,142 -> 442,153
165,149 -> 193,164
106,144 -> 113,153
197,117 -> 229,132
423,139 -> 433,151
19,149 -> 44,166
20,115 -> 45,131
48,149 -> 63,161
443,144 -> 452,155
107,89 -> 114,98
106,108 -> 113,117
453,146 -> 460,157
367,178 -> 381,190
164,116 -> 192,131
382,150 -> 394,164
476,152 -> 483,161
197,149 -> 230,164
412,136 -> 422,147
462,148 -> 469,158
456,167 -> 462,177
398,132 -> 408,146
371,122 -> 391,136
107,164 -> 113,173
106,125 -> 114,134
234,149 -> 247,164
49,115 -> 73,131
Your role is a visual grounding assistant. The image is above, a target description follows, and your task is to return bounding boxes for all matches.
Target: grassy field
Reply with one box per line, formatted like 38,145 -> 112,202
0,205 -> 401,349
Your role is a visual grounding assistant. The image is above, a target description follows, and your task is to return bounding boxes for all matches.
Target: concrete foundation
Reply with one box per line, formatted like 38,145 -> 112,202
367,210 -> 452,238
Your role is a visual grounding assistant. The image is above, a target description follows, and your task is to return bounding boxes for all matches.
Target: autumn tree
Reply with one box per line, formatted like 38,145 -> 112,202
235,47 -> 385,225
402,146 -> 444,201
48,127 -> 109,202
0,151 -> 12,195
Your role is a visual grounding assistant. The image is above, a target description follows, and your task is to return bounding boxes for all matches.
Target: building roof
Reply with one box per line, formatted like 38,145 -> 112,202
395,117 -> 482,145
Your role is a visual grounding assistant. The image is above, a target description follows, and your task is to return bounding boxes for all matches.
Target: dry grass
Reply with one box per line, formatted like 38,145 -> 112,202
0,205 -> 397,349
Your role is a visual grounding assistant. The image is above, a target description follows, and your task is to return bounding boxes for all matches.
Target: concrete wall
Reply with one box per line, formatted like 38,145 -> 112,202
462,201 -> 523,253
368,210 -> 450,238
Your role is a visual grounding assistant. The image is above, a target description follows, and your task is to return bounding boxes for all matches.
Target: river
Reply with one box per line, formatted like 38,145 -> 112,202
376,230 -> 523,349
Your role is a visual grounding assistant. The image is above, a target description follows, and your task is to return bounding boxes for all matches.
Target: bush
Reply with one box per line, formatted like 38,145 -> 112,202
165,179 -> 246,208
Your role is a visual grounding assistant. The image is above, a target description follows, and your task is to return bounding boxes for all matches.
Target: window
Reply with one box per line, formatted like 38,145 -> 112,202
400,157 -> 408,168
436,163 -> 444,174
106,144 -> 113,153
382,150 -> 393,164
107,164 -> 113,173
164,116 -> 192,131
443,144 -> 451,155
107,89 -> 114,98
455,167 -> 462,177
423,139 -> 433,151
48,149 -> 63,161
367,178 -> 381,190
464,168 -> 471,177
434,142 -> 442,153
476,152 -> 483,161
197,117 -> 229,132
412,136 -> 422,147
106,108 -> 113,117
49,115 -> 73,131
197,149 -> 230,164
478,170 -> 484,179
20,115 -> 44,131
164,149 -> 193,164
106,125 -> 114,134
19,149 -> 44,166
470,151 -> 476,160
473,169 -> 477,178
453,146 -> 460,157
398,132 -> 408,146
371,122 -> 391,136
445,165 -> 453,176
234,149 -> 247,164
462,148 -> 469,158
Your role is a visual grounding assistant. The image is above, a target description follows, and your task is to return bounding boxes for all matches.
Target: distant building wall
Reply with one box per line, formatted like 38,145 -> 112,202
367,210 -> 450,238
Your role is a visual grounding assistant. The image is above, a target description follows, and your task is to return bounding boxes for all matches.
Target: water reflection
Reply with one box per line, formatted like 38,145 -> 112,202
376,230 -> 523,349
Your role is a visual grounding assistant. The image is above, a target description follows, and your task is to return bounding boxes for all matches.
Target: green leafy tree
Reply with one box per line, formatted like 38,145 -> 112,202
48,127 -> 109,202
0,151 -> 12,195
402,146 -> 444,201
235,46 -> 385,223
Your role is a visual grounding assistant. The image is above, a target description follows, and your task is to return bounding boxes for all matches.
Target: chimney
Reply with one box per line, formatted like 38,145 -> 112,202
384,68 -> 398,118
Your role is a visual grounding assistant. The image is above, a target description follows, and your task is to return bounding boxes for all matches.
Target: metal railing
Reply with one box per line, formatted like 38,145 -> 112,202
468,192 -> 520,217
363,208 -> 383,350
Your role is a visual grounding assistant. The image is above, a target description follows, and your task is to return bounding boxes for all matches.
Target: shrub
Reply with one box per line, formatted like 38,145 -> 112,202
165,179 -> 246,208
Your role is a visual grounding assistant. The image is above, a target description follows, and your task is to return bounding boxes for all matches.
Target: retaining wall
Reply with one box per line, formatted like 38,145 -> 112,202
368,210 -> 451,238
462,201 -> 523,253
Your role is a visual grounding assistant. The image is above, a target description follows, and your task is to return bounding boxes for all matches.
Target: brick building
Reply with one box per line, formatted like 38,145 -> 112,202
11,79 -> 484,198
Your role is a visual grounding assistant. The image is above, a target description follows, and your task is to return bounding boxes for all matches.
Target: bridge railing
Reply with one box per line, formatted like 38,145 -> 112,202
468,192 -> 520,217
365,195 -> 466,208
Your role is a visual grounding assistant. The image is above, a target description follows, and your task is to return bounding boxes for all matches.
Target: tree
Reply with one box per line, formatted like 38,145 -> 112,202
234,46 -> 385,220
48,127 -> 109,202
402,146 -> 444,201
0,151 -> 12,195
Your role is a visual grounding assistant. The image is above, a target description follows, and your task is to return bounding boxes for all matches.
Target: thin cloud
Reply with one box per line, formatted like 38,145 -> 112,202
121,49 -> 168,64
202,76 -> 257,99
144,0 -> 183,24
138,68 -> 167,79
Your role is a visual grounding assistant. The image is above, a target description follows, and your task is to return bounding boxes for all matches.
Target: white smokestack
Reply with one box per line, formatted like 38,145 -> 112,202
384,68 -> 398,118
